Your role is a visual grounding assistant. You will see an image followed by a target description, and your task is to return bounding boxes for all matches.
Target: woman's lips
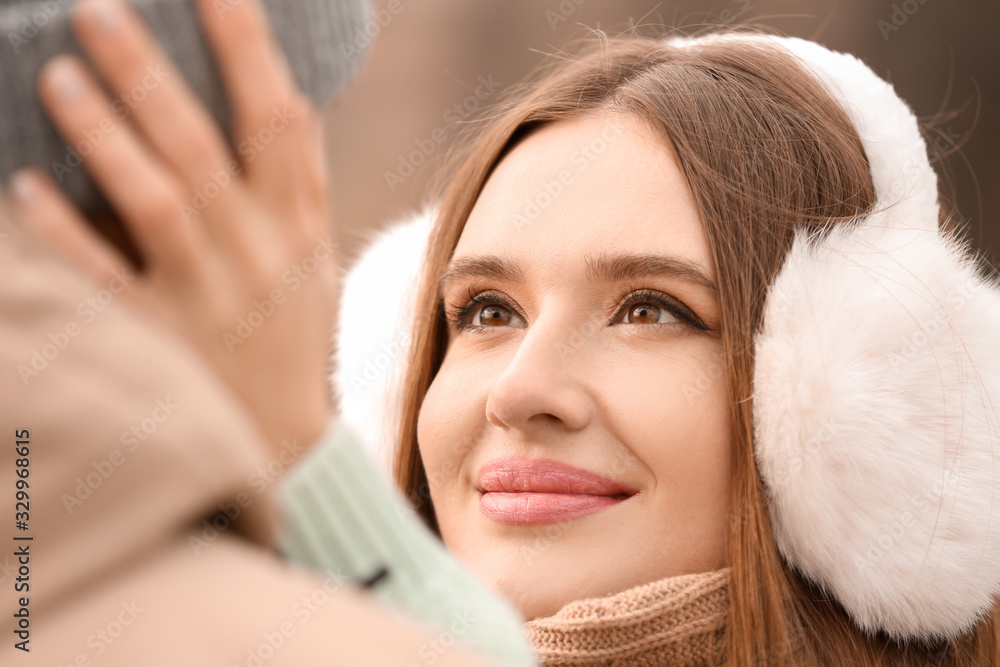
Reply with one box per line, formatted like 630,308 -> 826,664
477,456 -> 637,526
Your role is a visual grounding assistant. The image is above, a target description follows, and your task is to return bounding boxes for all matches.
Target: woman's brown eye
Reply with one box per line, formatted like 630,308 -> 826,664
626,303 -> 678,325
477,304 -> 513,326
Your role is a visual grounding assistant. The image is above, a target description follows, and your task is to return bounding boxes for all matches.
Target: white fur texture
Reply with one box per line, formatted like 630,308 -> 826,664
712,34 -> 1000,638
755,220 -> 1000,639
333,210 -> 432,476
775,37 -> 939,234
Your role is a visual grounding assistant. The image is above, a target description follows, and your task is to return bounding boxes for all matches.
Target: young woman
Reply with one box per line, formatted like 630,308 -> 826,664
289,31 -> 1000,667
11,1 -> 999,665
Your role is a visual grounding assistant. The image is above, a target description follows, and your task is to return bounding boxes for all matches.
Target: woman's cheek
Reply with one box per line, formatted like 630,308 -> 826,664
416,361 -> 482,507
603,343 -> 731,486
416,373 -> 452,502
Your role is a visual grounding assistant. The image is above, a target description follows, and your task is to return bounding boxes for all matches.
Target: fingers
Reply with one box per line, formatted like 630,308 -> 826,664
8,169 -> 126,285
61,0 -> 280,271
70,0 -> 237,195
34,0 -> 327,298
195,0 -> 329,241
241,95 -> 329,238
37,55 -> 207,284
195,0 -> 299,138
295,112 -> 331,242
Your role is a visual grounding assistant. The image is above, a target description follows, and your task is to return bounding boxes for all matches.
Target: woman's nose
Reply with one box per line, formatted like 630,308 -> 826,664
484,315 -> 596,434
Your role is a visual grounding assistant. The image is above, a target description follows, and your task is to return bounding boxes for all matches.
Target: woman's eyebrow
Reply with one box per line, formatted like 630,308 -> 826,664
584,250 -> 717,293
437,255 -> 524,299
437,251 -> 716,298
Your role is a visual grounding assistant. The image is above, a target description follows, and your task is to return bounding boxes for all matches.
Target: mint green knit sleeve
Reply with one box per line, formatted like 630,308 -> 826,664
280,418 -> 537,667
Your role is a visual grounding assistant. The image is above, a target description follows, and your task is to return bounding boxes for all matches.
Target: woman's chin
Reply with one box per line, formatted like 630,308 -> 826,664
439,506 -> 718,621
494,570 -> 586,621
442,543 -> 577,619
452,544 -> 627,621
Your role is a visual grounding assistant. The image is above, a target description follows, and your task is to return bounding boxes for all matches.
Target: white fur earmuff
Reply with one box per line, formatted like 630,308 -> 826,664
677,34 -> 1000,640
332,209 -> 434,477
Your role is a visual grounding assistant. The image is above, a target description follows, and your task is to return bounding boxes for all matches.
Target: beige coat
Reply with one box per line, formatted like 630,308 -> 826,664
0,208 -> 494,666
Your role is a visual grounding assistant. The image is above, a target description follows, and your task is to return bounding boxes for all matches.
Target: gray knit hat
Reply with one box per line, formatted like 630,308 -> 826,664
0,0 -> 372,222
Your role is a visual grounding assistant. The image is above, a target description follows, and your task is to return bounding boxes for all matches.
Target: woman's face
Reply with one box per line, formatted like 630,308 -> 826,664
417,113 -> 732,620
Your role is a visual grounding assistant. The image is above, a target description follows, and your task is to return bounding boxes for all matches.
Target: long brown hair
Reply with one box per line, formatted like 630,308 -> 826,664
391,30 -> 999,666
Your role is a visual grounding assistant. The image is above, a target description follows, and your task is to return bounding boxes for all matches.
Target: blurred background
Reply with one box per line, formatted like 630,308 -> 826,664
322,0 -> 999,270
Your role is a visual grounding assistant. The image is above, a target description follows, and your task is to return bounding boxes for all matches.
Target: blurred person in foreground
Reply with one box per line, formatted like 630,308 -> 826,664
0,0 -> 535,664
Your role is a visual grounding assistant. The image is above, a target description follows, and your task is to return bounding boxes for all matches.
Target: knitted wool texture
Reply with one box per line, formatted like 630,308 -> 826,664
0,0 -> 371,215
525,569 -> 729,666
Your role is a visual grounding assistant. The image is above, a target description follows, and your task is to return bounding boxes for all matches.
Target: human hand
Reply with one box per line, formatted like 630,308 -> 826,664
8,0 -> 337,455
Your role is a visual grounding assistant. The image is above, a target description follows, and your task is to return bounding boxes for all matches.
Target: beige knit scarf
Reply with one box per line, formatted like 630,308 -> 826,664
524,568 -> 729,666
